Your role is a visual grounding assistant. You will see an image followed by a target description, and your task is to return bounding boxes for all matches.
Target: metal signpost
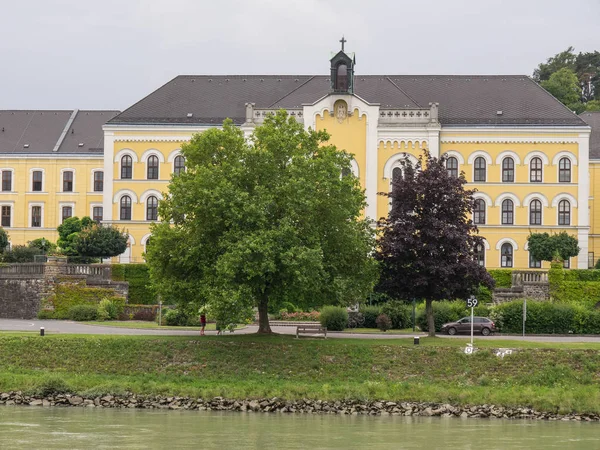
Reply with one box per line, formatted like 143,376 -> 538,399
466,295 -> 478,350
522,298 -> 527,337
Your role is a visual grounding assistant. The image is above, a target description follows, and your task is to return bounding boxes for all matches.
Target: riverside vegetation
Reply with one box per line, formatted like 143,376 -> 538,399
1,334 -> 600,416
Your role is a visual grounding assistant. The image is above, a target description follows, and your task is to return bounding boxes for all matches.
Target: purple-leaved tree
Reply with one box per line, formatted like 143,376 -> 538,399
376,151 -> 494,336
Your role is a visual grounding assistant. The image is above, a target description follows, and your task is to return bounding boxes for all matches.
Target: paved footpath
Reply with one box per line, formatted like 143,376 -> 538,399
2,319 -> 600,342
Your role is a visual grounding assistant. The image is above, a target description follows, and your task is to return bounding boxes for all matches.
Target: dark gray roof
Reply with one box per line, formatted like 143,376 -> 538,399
109,75 -> 586,127
580,111 -> 600,159
0,110 -> 119,155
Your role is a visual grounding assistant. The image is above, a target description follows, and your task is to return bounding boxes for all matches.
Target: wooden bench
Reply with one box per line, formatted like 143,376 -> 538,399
296,325 -> 327,339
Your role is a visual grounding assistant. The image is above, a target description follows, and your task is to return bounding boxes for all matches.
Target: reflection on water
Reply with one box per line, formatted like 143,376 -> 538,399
0,406 -> 599,449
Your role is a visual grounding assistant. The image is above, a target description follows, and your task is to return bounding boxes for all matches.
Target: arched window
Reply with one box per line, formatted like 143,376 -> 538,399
174,155 -> 185,175
341,167 -> 352,178
121,155 -> 132,179
446,157 -> 458,178
336,63 -> 348,91
474,157 -> 486,182
473,199 -> 486,225
147,155 -> 159,179
146,196 -> 158,221
529,199 -> 542,225
502,157 -> 514,183
558,200 -> 570,225
475,243 -> 485,267
120,195 -> 132,221
530,157 -> 542,182
501,243 -> 513,268
559,157 -> 571,183
501,199 -> 514,225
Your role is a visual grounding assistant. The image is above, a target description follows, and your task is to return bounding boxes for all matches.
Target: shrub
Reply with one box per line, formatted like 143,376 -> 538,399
280,302 -> 298,313
564,269 -> 600,282
1,245 -> 43,263
31,375 -> 72,397
416,300 -> 479,332
162,308 -> 198,326
279,311 -> 320,322
382,300 -> 412,329
68,304 -> 99,321
37,310 -> 54,320
347,311 -> 365,328
42,283 -> 121,319
96,298 -> 125,321
319,306 -> 348,331
360,305 -> 381,328
376,314 -> 392,332
476,285 -> 492,304
488,269 -> 513,288
133,309 -> 156,321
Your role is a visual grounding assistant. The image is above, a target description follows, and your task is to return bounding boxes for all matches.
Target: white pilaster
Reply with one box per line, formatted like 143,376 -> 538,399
365,107 -> 379,221
577,130 -> 591,268
102,130 -> 115,222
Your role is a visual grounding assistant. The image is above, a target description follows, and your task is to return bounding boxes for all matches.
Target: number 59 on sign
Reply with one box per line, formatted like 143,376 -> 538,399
466,296 -> 478,308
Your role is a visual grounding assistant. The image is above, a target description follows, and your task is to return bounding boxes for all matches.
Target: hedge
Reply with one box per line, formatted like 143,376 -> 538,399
488,269 -> 513,288
42,282 -> 123,319
563,269 -> 600,282
491,300 -> 600,334
416,300 -> 491,332
111,264 -> 157,304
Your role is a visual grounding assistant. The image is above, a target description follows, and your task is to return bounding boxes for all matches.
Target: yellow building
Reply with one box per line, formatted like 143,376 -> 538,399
0,110 -> 118,249
1,44 -> 595,269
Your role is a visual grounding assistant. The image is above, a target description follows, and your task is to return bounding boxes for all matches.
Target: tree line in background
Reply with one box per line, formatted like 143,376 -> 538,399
0,218 -> 128,263
534,47 -> 600,113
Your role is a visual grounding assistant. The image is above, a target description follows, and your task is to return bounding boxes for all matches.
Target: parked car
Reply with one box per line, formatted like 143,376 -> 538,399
441,317 -> 496,336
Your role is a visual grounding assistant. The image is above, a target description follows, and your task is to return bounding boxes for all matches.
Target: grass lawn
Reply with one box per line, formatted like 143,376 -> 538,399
1,333 -> 600,414
82,321 -> 244,331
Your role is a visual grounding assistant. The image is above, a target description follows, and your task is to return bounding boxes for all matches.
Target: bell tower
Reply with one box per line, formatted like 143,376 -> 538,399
330,36 -> 355,94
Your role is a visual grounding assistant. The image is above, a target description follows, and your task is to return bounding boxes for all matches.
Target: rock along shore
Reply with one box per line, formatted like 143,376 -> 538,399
0,392 -> 598,422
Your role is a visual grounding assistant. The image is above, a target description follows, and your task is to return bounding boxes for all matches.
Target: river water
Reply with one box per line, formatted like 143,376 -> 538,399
0,406 -> 599,449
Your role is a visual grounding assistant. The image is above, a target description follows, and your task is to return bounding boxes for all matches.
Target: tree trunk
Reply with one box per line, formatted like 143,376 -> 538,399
257,296 -> 272,334
426,299 -> 436,337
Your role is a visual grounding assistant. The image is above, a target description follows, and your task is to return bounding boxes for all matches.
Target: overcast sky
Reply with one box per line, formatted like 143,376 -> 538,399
1,0 -> 598,110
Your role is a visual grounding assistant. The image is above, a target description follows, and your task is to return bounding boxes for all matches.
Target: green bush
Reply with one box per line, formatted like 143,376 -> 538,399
415,300 -> 490,332
319,306 -> 348,331
68,304 -> 99,321
360,305 -> 381,328
37,310 -> 54,320
376,314 -> 392,332
476,285 -> 492,303
381,301 -> 412,329
563,269 -> 600,282
492,300 -> 576,334
161,308 -> 198,326
1,245 -> 43,263
488,269 -> 513,288
280,302 -> 298,313
551,281 -> 600,308
97,298 -> 125,321
31,375 -> 72,397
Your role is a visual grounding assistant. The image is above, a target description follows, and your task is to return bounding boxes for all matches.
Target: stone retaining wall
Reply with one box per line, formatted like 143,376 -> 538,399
0,279 -> 49,319
0,392 -> 597,422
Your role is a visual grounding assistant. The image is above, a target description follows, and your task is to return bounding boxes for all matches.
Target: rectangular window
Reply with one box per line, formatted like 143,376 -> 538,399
94,171 -> 104,192
563,258 -> 570,269
589,252 -> 595,269
529,253 -> 541,268
31,206 -> 41,227
32,171 -> 43,191
63,171 -> 73,192
62,206 -> 72,223
2,171 -> 12,192
1,206 -> 10,227
93,206 -> 103,223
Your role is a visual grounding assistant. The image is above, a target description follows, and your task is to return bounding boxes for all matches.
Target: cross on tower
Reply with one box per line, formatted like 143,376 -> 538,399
339,36 -> 346,52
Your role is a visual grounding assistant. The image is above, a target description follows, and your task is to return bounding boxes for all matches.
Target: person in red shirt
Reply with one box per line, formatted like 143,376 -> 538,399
200,313 -> 207,336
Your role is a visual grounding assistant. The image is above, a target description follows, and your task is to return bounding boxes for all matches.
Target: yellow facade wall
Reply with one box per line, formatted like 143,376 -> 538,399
588,161 -> 600,267
0,156 -> 103,247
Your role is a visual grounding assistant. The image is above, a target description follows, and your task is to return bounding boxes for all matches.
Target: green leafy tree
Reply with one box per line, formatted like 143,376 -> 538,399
57,216 -> 93,255
527,232 -> 579,263
586,100 -> 600,111
28,238 -> 57,254
0,228 -> 8,253
375,152 -> 494,337
72,224 -> 128,259
541,68 -> 583,111
146,112 -> 378,333
533,47 -> 577,82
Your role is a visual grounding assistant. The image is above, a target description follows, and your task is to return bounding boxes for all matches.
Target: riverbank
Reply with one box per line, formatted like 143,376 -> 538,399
1,392 -> 599,422
1,334 -> 600,417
